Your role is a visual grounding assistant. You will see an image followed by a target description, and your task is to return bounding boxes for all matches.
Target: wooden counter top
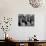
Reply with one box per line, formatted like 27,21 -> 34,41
5,39 -> 46,43
12,40 -> 46,43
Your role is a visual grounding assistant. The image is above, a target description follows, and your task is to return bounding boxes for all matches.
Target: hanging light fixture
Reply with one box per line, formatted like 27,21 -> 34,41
29,0 -> 44,8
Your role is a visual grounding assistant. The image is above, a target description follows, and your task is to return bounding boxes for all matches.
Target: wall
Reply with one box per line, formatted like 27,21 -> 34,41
0,0 -> 46,40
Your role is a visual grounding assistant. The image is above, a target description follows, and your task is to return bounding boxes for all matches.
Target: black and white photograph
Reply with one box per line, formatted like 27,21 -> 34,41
18,14 -> 34,26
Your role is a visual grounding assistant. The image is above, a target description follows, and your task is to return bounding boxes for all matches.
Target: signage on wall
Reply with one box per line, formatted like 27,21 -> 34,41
18,14 -> 34,26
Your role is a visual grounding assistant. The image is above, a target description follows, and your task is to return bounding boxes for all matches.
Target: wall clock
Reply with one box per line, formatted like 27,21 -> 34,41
29,0 -> 43,8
